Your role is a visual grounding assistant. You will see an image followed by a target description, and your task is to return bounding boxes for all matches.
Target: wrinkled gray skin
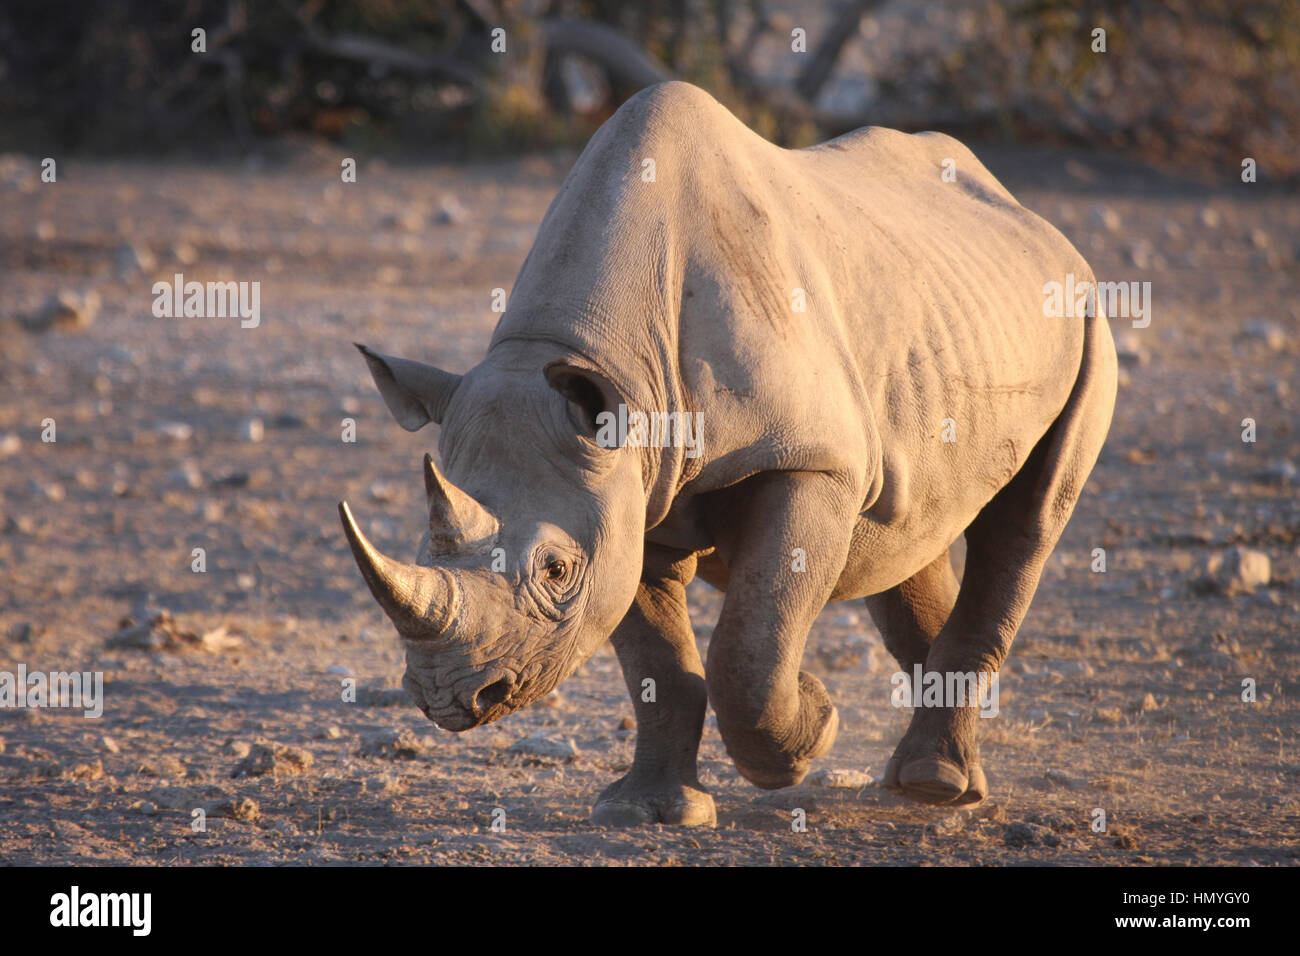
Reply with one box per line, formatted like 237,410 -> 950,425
340,82 -> 1117,826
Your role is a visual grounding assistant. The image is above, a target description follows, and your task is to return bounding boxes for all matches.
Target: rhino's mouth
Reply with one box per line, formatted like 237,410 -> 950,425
402,663 -> 522,731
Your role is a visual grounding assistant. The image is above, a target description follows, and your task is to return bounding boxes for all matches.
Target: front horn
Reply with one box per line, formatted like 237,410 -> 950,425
338,501 -> 460,640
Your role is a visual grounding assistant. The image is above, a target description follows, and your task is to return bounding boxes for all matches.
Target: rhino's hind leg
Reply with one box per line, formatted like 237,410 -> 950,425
592,545 -> 716,827
888,312 -> 1117,807
864,549 -> 960,672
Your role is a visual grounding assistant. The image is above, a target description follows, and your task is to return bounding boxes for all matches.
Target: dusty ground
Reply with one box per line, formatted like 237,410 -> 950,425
0,139 -> 1297,866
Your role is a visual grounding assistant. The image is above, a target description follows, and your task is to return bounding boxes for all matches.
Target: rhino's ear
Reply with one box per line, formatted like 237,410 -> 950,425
355,344 -> 461,430
544,360 -> 622,436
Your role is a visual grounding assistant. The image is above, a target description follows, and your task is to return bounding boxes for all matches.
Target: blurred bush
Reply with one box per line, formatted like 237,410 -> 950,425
0,0 -> 1295,180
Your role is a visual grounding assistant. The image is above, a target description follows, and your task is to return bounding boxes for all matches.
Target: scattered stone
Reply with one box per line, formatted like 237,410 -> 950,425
137,800 -> 159,816
538,690 -> 566,709
136,755 -> 187,778
1043,769 -> 1089,791
239,417 -> 264,443
315,725 -> 343,740
209,797 -> 261,822
173,240 -> 198,264
1204,545 -> 1271,595
506,732 -> 578,764
1243,319 -> 1285,351
0,433 -> 19,457
232,742 -> 314,778
222,739 -> 252,758
25,289 -> 100,332
367,480 -> 401,503
100,735 -> 120,754
1094,707 -> 1123,725
115,242 -> 156,278
813,631 -> 876,672
1252,460 -> 1296,486
1112,825 -> 1140,850
831,611 -> 860,628
1198,206 -> 1221,229
168,460 -> 204,490
1113,331 -> 1149,368
7,622 -> 34,643
355,684 -> 412,707
433,197 -> 465,225
1004,821 -> 1060,848
357,728 -> 424,760
70,759 -> 104,781
325,664 -> 351,676
809,768 -> 873,789
1134,692 -> 1160,713
1089,205 -> 1122,233
617,716 -> 636,731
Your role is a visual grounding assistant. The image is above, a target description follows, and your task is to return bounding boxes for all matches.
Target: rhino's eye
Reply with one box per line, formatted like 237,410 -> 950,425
546,559 -> 567,581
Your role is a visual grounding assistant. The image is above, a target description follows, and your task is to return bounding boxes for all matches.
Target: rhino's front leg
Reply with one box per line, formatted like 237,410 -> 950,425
705,471 -> 856,789
592,544 -> 716,827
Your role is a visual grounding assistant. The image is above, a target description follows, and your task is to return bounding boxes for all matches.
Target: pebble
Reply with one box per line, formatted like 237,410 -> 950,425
809,768 -> 873,789
1198,206 -> 1221,228
209,797 -> 261,822
1004,821 -> 1060,847
0,434 -> 19,457
325,664 -> 351,676
167,461 -> 203,490
156,422 -> 193,441
1113,331 -> 1149,368
433,197 -> 465,225
357,728 -> 424,760
368,480 -> 401,503
231,742 -> 314,777
831,611 -> 860,628
239,417 -> 264,443
115,242 -> 156,277
1243,319 -> 1285,351
506,733 -> 578,763
1251,460 -> 1296,486
1206,545 -> 1271,594
26,289 -> 100,332
100,735 -> 120,754
1090,205 -> 1122,233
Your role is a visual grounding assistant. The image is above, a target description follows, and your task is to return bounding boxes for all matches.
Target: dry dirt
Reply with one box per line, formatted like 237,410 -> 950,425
1,140 -> 1297,865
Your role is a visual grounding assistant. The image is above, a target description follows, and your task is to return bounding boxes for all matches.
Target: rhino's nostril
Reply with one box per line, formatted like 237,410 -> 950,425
475,676 -> 513,712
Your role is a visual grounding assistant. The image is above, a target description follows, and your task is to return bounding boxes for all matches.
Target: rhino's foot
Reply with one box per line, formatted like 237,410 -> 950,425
591,775 -> 717,827
729,673 -> 839,790
884,717 -> 987,806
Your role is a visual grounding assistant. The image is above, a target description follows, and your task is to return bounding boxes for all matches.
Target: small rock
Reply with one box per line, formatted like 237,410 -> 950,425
1198,206 -> 1221,229
239,417 -> 264,443
831,611 -> 860,628
1252,460 -> 1296,486
70,759 -> 104,781
355,684 -> 412,707
1113,331 -> 1149,368
173,240 -> 198,264
209,797 -> 261,822
136,755 -> 187,778
1135,692 -> 1160,713
137,800 -> 159,816
315,725 -> 343,740
325,664 -> 351,676
1090,206 -> 1122,233
100,735 -> 120,754
168,460 -> 204,490
1043,769 -> 1088,791
26,289 -> 100,332
1243,319 -> 1285,352
506,732 -> 578,764
809,768 -> 873,789
222,739 -> 252,758
115,242 -> 156,278
232,742 -> 314,777
1004,821 -> 1060,848
617,716 -> 636,731
1206,545 -> 1271,595
0,434 -> 19,457
357,728 -> 424,760
433,197 -> 465,225
368,480 -> 401,503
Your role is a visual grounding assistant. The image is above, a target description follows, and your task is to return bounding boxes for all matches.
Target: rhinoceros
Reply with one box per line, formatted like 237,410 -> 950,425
339,81 -> 1116,826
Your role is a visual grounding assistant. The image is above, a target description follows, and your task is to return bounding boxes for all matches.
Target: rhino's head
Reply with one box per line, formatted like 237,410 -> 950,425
339,344 -> 645,731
